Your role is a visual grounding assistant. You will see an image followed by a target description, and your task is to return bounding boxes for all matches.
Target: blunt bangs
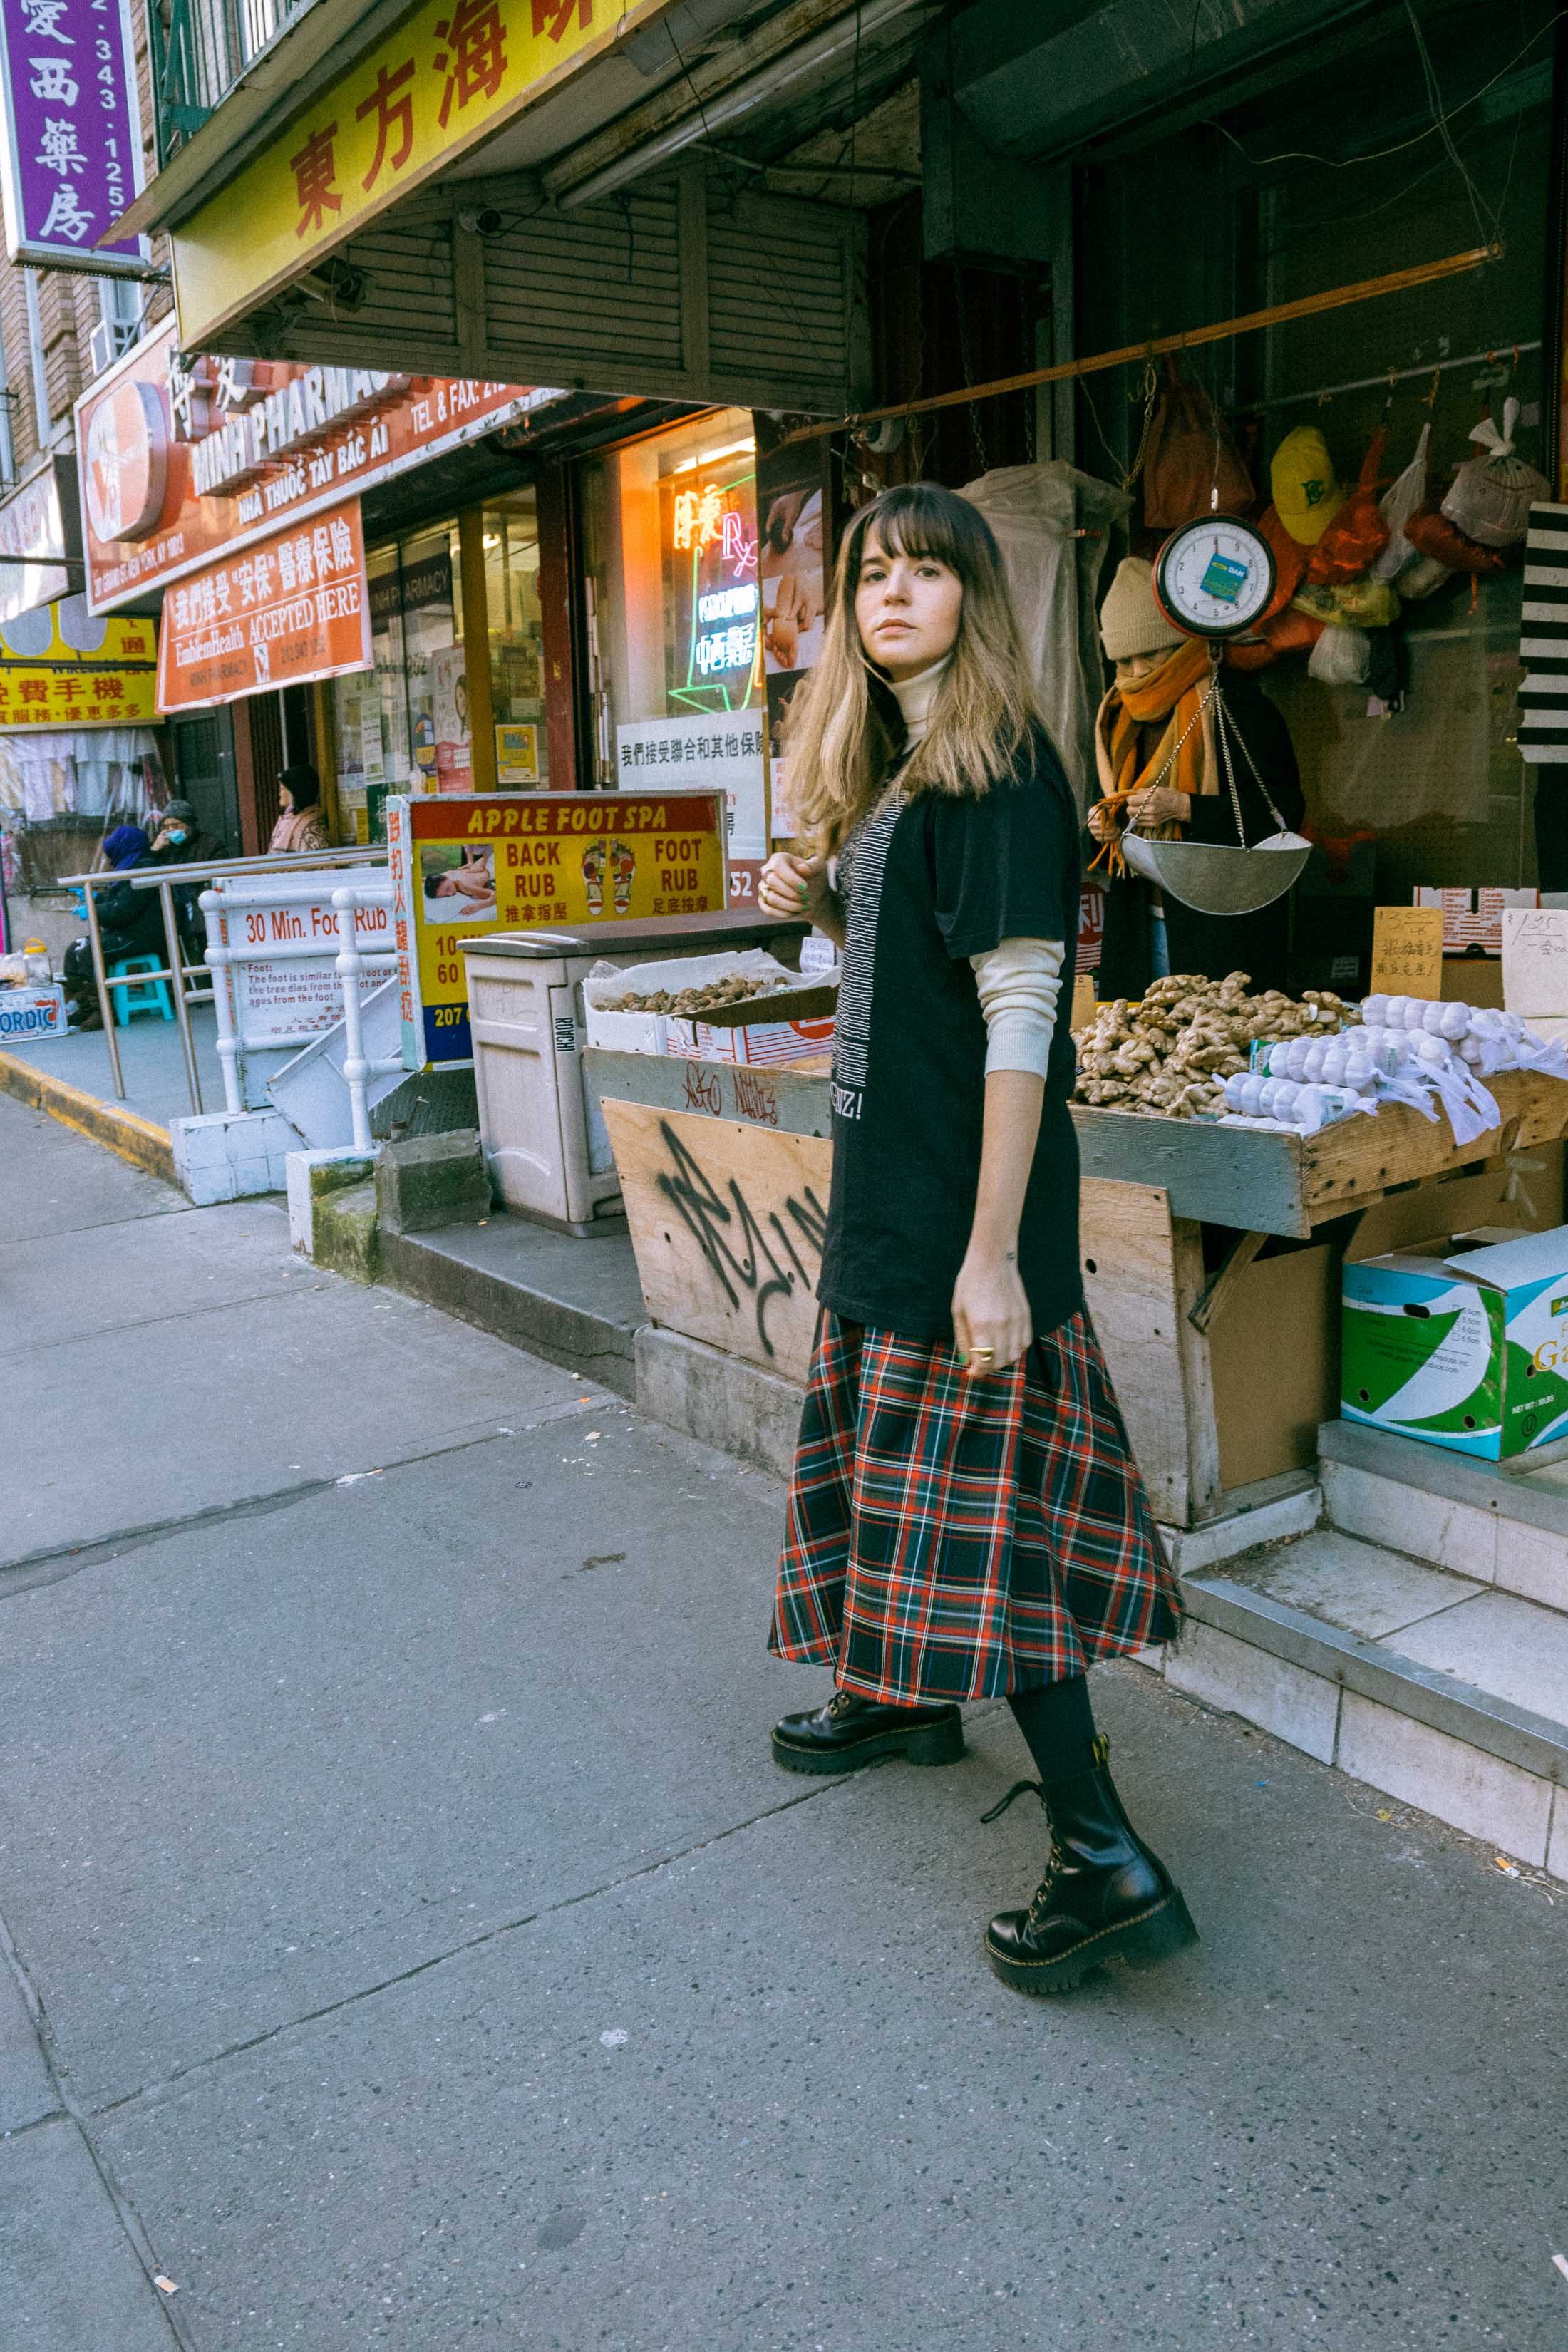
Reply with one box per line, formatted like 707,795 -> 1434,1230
847,485 -> 986,585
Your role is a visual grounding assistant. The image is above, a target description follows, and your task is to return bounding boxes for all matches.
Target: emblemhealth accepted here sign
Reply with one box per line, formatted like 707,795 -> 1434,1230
167,0 -> 666,348
155,497 -> 371,711
388,789 -> 726,1068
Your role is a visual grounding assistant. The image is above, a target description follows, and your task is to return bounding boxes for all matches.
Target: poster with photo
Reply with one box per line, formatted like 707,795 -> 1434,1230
755,434 -> 832,841
430,642 -> 472,794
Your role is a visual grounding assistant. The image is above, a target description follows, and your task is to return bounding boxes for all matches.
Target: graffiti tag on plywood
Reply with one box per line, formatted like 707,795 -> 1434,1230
598,1098 -> 832,1382
655,1118 -> 827,1359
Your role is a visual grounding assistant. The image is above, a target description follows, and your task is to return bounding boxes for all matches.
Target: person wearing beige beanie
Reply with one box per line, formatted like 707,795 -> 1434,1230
1087,557 -> 1305,999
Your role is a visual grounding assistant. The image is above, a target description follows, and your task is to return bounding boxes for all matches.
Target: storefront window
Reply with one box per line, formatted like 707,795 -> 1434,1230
580,408 -> 766,886
334,525 -> 461,842
483,490 -> 547,787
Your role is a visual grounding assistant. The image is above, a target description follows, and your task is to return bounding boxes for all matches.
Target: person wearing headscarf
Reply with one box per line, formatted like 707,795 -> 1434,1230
63,804 -> 218,1026
1086,558 -> 1304,1001
98,823 -> 149,872
269,765 -> 329,855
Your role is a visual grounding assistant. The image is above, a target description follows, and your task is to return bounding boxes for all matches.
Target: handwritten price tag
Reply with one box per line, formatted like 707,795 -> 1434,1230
1502,906 -> 1568,1019
1370,905 -> 1444,1000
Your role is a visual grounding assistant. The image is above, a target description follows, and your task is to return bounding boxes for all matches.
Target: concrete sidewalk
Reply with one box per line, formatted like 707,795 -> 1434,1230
4,1092 -> 1568,2351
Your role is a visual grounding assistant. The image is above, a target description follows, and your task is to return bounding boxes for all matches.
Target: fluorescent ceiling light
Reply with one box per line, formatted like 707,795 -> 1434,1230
556,0 -> 927,212
697,438 -> 755,463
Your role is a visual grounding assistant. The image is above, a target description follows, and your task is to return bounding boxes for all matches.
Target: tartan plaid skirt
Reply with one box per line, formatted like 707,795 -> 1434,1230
770,1309 -> 1180,1704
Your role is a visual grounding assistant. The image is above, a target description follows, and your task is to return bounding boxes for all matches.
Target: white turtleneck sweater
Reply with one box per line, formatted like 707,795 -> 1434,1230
890,657 -> 1064,1079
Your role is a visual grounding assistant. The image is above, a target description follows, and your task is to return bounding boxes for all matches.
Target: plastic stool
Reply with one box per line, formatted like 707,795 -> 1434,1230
109,953 -> 174,1026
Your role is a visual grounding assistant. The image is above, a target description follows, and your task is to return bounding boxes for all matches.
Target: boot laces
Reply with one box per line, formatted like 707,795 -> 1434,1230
1026,1842 -> 1067,1927
979,1781 -> 1065,1924
979,1777 -> 1046,1825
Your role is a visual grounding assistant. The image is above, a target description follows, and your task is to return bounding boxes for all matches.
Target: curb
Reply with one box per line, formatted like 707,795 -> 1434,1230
0,1050 -> 176,1185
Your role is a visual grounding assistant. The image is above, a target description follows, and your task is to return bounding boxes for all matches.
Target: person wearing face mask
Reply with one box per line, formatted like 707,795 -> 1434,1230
755,485 -> 1193,1998
63,801 -> 218,1026
1086,558 -> 1304,1001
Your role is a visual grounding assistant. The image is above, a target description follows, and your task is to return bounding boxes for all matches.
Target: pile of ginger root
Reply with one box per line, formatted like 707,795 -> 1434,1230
1072,970 -> 1359,1118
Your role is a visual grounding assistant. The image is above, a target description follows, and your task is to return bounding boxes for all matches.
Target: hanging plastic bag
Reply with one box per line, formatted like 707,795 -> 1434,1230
1307,428 -> 1391,584
1140,356 -> 1254,528
1441,398 -> 1549,548
1257,605 -> 1326,659
1372,421 -> 1430,582
1292,579 -> 1401,630
1309,624 -> 1372,686
1392,552 -> 1451,601
1402,500 -> 1507,577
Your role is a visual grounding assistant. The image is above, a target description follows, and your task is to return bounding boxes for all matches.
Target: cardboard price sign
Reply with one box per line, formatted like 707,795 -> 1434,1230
388,790 -> 727,1068
1370,905 -> 1445,999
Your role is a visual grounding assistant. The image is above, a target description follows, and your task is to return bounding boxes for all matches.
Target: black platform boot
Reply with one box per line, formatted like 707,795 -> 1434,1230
771,1686 -> 965,1776
983,1737 -> 1197,1993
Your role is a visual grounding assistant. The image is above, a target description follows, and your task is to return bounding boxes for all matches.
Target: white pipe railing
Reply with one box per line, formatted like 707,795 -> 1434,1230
333,885 -> 404,1150
202,879 -> 397,1124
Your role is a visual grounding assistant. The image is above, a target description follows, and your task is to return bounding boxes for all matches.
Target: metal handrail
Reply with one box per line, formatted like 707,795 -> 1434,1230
64,846 -> 390,1108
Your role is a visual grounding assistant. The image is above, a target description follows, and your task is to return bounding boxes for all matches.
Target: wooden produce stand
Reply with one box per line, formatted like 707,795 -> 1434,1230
587,1048 -> 1568,1532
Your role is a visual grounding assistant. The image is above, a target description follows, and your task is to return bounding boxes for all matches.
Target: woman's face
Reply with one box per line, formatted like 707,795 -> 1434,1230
1115,650 -> 1168,689
279,783 -> 294,813
853,532 -> 964,682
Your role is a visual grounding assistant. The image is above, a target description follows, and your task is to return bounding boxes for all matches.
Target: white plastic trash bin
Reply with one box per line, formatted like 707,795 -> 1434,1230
461,912 -> 806,1235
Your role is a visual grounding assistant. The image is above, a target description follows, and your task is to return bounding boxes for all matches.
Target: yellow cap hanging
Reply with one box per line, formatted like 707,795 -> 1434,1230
1271,425 -> 1346,547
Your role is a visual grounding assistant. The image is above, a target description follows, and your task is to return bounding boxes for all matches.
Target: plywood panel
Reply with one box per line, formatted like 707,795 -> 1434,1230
1080,1178 -> 1189,1524
602,1100 -> 830,1383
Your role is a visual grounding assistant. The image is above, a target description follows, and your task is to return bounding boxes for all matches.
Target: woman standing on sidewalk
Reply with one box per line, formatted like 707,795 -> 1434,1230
757,483 -> 1195,1996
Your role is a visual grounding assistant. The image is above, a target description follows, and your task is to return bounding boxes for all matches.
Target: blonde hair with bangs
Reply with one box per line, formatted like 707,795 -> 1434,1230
782,483 -> 1043,853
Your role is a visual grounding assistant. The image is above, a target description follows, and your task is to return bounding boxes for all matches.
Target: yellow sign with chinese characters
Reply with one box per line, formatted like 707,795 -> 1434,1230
0,605 -> 157,730
170,0 -> 668,348
1370,904 -> 1445,1000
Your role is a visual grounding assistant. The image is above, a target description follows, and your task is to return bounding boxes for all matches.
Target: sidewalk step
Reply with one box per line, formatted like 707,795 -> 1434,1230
1319,1419 -> 1568,1613
1142,1525 -> 1568,1880
379,1214 -> 644,1398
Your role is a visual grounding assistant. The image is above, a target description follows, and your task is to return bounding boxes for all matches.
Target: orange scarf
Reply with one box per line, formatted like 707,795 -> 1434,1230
1091,639 -> 1217,875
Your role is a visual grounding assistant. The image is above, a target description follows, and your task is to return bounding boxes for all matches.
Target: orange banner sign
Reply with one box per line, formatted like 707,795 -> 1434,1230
156,497 -> 371,712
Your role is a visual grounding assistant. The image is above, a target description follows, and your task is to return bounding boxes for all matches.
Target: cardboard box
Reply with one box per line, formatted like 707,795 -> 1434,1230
0,981 -> 66,1041
1342,1207 -> 1568,1459
676,1009 -> 836,1066
1212,1243 -> 1339,1490
1413,886 -> 1538,956
583,950 -> 836,1066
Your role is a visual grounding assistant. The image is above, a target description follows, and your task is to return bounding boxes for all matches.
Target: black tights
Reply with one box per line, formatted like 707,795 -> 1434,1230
1008,1675 -> 1098,1785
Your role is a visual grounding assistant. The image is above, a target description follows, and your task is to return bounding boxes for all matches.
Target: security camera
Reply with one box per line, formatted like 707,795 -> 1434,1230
457,207 -> 506,237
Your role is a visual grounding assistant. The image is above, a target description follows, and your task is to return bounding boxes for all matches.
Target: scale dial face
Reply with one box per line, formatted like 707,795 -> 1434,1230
1153,515 -> 1276,639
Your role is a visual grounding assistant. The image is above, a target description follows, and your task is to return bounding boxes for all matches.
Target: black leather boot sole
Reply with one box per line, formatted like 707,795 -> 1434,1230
984,1886 -> 1199,1994
770,1709 -> 965,1776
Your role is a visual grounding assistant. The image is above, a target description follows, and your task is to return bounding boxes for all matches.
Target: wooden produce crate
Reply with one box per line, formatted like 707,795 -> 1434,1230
1074,1068 -> 1568,1238
587,1050 -> 1568,1530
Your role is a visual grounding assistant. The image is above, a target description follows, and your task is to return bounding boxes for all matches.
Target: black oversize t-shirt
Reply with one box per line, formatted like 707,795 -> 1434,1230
818,726 -> 1083,1343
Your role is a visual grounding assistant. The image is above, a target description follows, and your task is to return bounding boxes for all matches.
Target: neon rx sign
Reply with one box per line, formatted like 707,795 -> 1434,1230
672,489 -> 755,570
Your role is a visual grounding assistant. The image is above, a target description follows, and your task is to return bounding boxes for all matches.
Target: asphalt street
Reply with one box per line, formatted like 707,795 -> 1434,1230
3,1090 -> 1567,2351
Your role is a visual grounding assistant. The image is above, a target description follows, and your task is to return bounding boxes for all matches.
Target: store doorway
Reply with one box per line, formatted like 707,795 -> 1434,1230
167,708 -> 240,855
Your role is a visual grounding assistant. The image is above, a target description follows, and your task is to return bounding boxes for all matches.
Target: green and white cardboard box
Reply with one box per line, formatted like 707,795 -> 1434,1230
1342,1222 -> 1568,1459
